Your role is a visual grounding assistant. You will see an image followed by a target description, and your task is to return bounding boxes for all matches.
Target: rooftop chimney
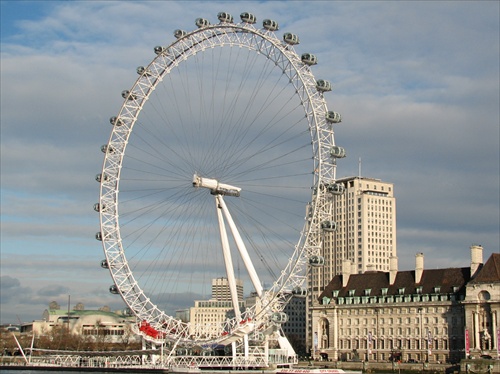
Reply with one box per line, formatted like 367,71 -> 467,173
389,256 -> 398,285
415,253 -> 424,284
342,259 -> 351,287
366,264 -> 376,273
470,244 -> 483,277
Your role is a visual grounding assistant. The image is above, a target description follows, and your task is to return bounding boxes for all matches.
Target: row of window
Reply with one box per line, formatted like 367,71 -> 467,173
81,329 -> 125,336
345,182 -> 392,194
195,301 -> 243,307
336,337 -> 456,350
340,315 -> 461,325
335,294 -> 459,305
339,326 -> 449,336
337,306 -> 455,315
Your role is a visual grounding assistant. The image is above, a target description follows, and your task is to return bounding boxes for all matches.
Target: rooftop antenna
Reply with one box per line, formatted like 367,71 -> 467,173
358,157 -> 362,179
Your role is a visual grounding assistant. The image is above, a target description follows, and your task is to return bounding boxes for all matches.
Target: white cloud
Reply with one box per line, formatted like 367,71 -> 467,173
1,1 -> 498,324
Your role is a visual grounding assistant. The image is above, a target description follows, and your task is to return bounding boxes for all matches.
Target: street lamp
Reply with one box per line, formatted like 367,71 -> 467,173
418,307 -> 423,363
374,308 -> 379,362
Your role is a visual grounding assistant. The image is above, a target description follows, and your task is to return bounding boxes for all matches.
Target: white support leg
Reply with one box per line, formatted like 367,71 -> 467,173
217,195 -> 264,298
215,195 -> 242,322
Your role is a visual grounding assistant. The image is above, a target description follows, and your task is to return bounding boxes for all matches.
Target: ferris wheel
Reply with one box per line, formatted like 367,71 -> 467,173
95,11 -> 345,347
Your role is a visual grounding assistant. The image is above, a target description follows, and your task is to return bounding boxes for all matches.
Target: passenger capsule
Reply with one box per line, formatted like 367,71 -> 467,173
95,232 -> 102,241
137,66 -> 152,76
321,220 -> 337,231
109,285 -> 119,294
249,332 -> 265,342
326,111 -> 342,123
271,312 -> 288,324
283,33 -> 299,45
154,46 -> 167,55
174,29 -> 187,39
330,146 -> 346,159
121,90 -> 137,101
292,287 -> 307,297
93,203 -> 106,212
240,12 -> 257,24
327,183 -> 345,196
100,259 -> 109,269
316,79 -> 332,92
195,18 -> 210,28
301,53 -> 317,66
263,19 -> 279,31
95,173 -> 109,183
309,255 -> 325,267
101,144 -> 115,154
110,116 -> 125,126
217,12 -> 233,23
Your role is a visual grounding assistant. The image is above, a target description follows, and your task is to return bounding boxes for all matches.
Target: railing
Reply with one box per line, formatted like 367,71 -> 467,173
21,351 -> 294,370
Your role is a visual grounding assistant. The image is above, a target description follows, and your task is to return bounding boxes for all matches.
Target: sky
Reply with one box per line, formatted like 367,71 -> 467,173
1,1 -> 499,325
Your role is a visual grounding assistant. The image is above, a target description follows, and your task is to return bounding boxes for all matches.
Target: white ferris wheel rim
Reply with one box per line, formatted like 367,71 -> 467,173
97,13 -> 339,345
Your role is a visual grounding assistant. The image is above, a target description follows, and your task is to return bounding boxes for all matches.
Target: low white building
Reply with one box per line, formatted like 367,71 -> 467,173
28,308 -> 139,344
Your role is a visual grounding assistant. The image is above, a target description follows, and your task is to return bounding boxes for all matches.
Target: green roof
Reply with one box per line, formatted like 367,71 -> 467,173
47,309 -> 129,318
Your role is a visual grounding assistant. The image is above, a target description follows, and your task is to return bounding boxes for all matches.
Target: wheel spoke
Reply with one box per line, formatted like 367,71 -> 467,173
97,13 -> 342,349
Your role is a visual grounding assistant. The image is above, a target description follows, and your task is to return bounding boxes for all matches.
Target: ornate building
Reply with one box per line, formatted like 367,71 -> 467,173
310,246 -> 499,363
463,248 -> 500,357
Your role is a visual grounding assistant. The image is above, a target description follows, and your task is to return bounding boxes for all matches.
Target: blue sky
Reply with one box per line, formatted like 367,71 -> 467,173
1,1 -> 499,324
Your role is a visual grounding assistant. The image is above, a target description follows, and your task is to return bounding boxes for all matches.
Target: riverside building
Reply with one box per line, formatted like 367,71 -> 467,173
310,245 -> 499,364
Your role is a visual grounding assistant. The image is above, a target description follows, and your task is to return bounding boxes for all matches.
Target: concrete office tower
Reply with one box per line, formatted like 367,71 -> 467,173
310,176 -> 397,298
212,277 -> 244,301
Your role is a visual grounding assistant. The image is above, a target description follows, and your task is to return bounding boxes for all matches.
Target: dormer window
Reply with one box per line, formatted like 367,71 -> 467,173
364,288 -> 372,296
416,286 -> 423,294
333,290 -> 339,298
452,286 -> 459,293
434,286 -> 441,294
398,288 -> 405,295
381,288 -> 388,296
349,289 -> 356,297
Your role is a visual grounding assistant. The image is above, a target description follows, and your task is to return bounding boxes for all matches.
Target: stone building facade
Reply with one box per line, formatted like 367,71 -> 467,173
463,248 -> 500,358
310,246 -> 499,363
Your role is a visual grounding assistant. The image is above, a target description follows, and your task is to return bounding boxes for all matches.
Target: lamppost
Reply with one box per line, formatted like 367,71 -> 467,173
418,307 -> 424,363
375,308 -> 379,362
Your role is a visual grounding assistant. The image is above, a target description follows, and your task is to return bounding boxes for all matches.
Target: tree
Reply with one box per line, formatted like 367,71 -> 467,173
74,302 -> 85,311
49,301 -> 60,310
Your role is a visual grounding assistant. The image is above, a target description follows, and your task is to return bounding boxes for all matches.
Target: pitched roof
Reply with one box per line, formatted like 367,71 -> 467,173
319,267 -> 471,300
469,253 -> 500,284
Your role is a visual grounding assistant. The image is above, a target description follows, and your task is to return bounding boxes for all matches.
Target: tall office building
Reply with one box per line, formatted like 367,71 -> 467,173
312,176 -> 397,292
307,176 -> 397,352
212,277 -> 244,301
189,277 -> 244,338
